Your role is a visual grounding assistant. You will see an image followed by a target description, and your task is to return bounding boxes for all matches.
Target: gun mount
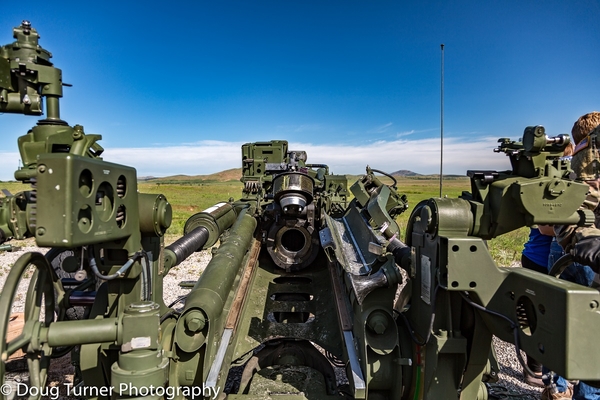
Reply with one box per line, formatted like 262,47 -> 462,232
400,127 -> 600,398
0,20 -> 104,245
1,21 -> 600,400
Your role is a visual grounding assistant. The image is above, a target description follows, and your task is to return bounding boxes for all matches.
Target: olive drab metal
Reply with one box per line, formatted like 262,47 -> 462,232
1,21 -> 599,400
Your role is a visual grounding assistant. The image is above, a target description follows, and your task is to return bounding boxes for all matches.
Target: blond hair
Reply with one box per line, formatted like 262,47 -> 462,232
572,112 -> 600,145
563,141 -> 574,157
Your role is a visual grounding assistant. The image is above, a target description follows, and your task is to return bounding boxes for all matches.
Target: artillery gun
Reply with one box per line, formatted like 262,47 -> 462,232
1,21 -> 600,400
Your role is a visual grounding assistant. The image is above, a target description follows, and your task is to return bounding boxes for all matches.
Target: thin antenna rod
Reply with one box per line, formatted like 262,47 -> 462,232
439,44 -> 444,198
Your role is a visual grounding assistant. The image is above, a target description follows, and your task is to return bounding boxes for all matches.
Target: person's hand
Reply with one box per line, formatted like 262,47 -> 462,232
572,236 -> 600,273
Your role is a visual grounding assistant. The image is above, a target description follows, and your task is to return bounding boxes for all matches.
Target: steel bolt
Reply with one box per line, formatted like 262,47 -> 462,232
72,125 -> 83,140
367,311 -> 388,335
185,311 -> 206,333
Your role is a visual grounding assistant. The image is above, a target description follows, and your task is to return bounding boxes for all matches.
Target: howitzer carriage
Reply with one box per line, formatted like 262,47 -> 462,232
1,21 -> 599,400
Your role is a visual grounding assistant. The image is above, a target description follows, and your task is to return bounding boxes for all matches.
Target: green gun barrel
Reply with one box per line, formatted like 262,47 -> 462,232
164,202 -> 238,270
175,208 -> 256,353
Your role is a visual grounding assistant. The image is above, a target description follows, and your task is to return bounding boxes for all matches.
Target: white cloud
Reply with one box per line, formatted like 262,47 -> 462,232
274,124 -> 323,133
291,137 -> 510,176
396,130 -> 415,137
104,141 -> 245,177
294,124 -> 322,133
0,137 -> 512,181
368,122 -> 393,134
395,128 -> 438,138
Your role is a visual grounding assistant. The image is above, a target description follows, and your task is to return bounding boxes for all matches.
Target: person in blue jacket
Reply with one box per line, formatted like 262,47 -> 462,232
521,225 -> 554,388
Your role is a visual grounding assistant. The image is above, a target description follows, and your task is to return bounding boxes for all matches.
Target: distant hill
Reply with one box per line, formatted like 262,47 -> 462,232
140,168 -> 467,183
391,170 -> 466,179
391,170 -> 421,177
143,168 -> 242,183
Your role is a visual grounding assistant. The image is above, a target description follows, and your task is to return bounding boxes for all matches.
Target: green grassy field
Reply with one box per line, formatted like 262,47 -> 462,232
139,181 -> 242,237
0,176 -> 528,266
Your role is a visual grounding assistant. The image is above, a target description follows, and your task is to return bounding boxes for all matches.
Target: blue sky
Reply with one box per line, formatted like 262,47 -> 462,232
1,1 -> 599,180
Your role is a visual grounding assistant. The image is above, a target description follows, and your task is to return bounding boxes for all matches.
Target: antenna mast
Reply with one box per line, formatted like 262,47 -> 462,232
439,44 -> 445,197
